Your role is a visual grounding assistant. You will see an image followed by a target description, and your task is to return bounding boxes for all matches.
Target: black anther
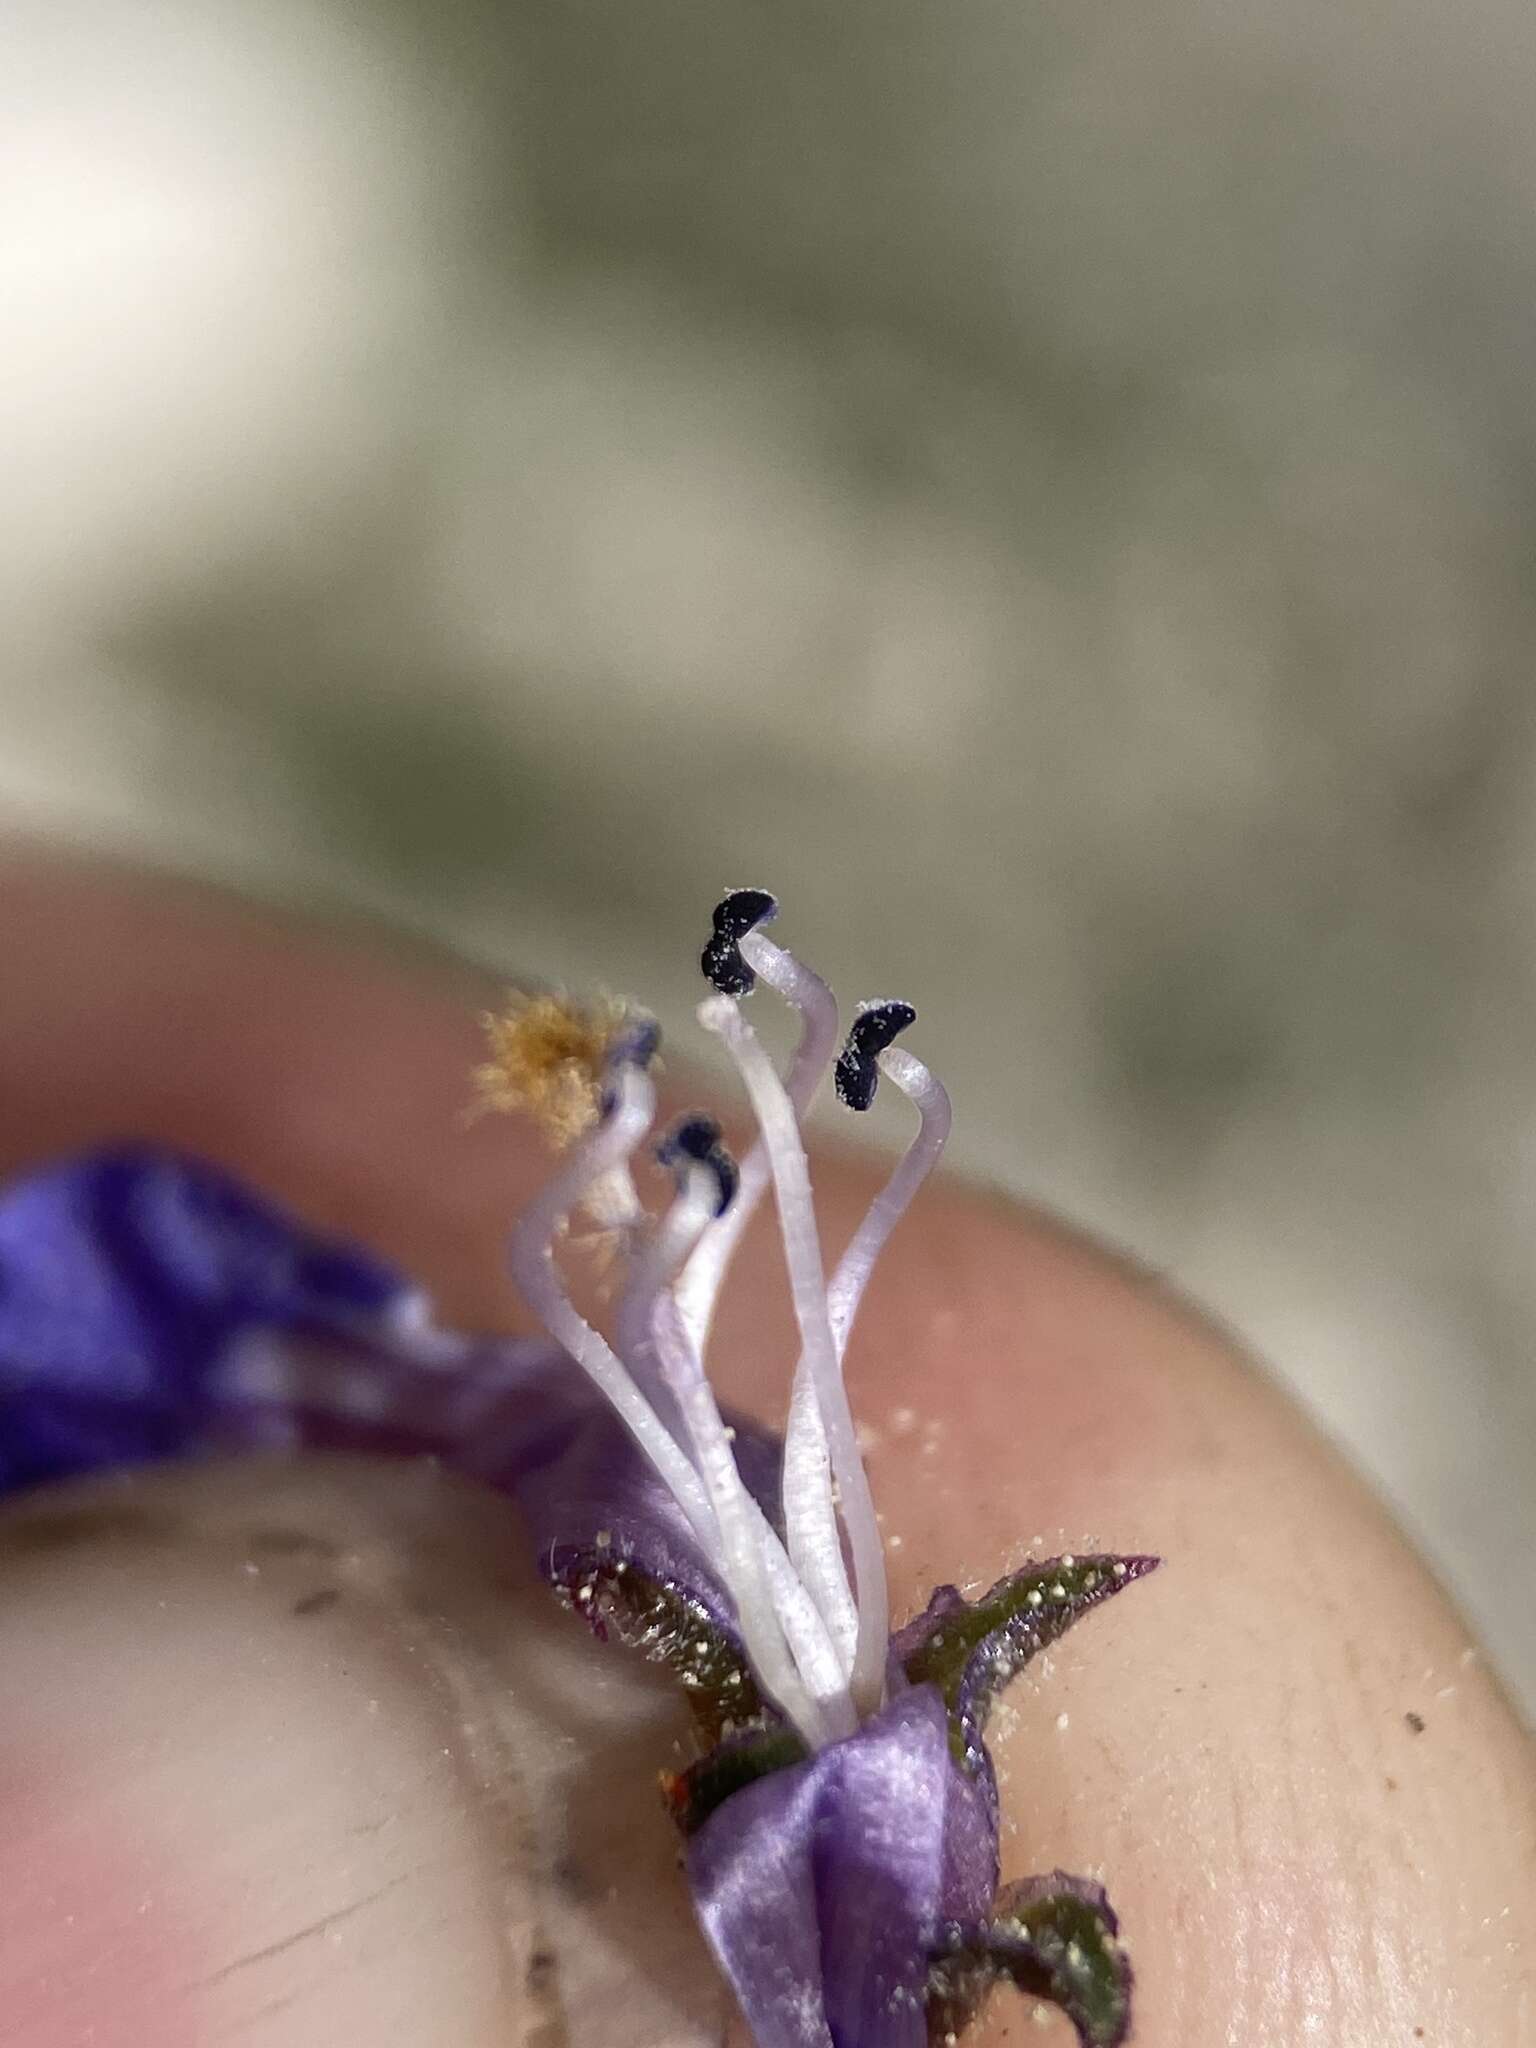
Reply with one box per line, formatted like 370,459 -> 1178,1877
834,999 -> 917,1112
657,1113 -> 739,1216
700,888 -> 779,996
657,1113 -> 723,1165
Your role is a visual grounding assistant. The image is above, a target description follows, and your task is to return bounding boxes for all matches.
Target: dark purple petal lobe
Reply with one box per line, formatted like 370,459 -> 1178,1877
0,1146 -> 457,1486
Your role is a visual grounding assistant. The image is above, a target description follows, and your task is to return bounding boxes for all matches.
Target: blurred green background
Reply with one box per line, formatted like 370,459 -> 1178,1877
4,0 -> 1534,1701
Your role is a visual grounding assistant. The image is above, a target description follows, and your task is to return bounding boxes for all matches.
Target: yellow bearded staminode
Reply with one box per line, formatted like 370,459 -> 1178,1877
473,991 -> 645,1148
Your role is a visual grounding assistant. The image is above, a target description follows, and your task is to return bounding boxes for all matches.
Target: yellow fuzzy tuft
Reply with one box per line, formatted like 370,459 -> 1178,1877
473,991 -> 633,1147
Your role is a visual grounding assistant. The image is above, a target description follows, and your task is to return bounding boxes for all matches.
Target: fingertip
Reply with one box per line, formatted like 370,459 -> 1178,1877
825,1174 -> 1536,2046
0,1457 -> 732,2048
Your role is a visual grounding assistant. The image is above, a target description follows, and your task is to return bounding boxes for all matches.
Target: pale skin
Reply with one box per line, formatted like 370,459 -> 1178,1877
0,852 -> 1529,2048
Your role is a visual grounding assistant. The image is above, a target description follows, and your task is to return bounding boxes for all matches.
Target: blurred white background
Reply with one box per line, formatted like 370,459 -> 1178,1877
3,0 -> 1534,1701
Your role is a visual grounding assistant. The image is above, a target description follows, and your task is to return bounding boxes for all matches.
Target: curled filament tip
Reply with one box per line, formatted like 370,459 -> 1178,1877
834,1000 -> 917,1112
701,888 -> 780,996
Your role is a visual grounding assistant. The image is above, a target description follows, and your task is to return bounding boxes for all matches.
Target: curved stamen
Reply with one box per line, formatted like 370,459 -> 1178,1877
614,1116 -> 733,1436
675,910 -> 840,1355
781,1019 -> 951,1669
507,1059 -> 717,1550
781,1000 -> 926,1658
697,992 -> 889,1716
614,1114 -> 729,1433
828,1018 -> 952,1349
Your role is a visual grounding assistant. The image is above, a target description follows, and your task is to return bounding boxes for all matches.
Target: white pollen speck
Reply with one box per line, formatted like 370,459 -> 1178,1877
1026,1589 -> 1044,1609
1460,1646 -> 1479,1669
1056,1712 -> 1070,1732
1062,1553 -> 1076,1567
242,1561 -> 261,1578
1049,1583 -> 1067,1600
891,1407 -> 917,1434
595,1529 -> 612,1548
1113,1561 -> 1128,1577
723,1425 -> 737,1442
889,1533 -> 904,1549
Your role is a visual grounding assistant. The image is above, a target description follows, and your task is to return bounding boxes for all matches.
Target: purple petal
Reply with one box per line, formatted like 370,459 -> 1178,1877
687,1684 -> 996,2048
0,1146 -> 766,1701
0,1145 -> 441,1485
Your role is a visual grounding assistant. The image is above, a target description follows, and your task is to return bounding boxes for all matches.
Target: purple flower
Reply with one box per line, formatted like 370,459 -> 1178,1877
0,891 -> 1156,2047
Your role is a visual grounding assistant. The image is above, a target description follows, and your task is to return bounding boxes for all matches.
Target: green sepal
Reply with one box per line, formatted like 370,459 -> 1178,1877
927,1873 -> 1133,2048
899,1553 -> 1158,1771
550,1549 -> 765,1744
660,1722 -> 809,1838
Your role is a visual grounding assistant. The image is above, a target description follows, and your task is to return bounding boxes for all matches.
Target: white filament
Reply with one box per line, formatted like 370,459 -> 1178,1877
780,1041 -> 952,1667
779,1366 -> 858,1669
827,1045 -> 952,1349
673,932 -> 838,1356
506,1062 -> 717,1550
613,1158 -> 717,1441
696,992 -> 890,1715
651,1286 -> 853,1746
614,1160 -> 855,1742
